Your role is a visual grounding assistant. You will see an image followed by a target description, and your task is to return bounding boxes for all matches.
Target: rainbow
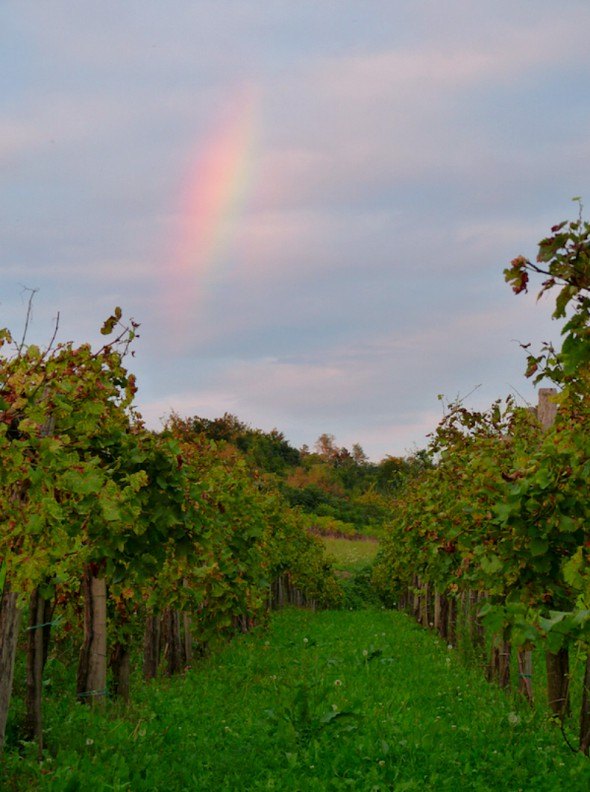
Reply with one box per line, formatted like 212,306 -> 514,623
165,85 -> 260,345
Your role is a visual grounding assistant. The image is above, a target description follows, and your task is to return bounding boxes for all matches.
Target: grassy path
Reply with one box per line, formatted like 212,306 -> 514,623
5,608 -> 590,791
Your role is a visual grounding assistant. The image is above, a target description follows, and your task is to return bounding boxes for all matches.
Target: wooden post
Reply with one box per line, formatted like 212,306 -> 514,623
420,581 -> 430,628
25,416 -> 57,749
459,590 -> 468,655
475,592 -> 486,649
499,639 -> 512,689
488,635 -> 511,688
438,594 -> 449,640
110,643 -> 131,702
447,596 -> 457,646
433,590 -> 442,633
162,609 -> 183,676
537,389 -> 572,721
25,589 -> 48,756
183,613 -> 192,666
0,587 -> 20,754
77,568 -> 108,704
412,576 -> 420,620
580,654 -> 590,754
518,647 -> 534,705
143,610 -> 160,680
537,387 -> 557,430
546,649 -> 570,720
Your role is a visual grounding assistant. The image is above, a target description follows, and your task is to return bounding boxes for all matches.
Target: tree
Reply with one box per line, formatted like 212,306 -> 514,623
351,443 -> 368,465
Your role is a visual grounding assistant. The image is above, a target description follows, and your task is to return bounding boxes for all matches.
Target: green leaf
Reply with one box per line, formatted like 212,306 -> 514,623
529,537 -> 548,556
563,549 -> 584,587
531,556 -> 551,573
480,606 -> 506,634
494,502 -> 513,523
558,514 -> 577,533
539,610 -> 567,632
101,498 -> 122,522
561,333 -> 590,375
480,554 -> 502,574
65,468 -> 104,496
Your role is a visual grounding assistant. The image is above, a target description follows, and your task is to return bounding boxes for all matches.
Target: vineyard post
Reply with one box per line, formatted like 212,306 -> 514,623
433,589 -> 442,633
437,593 -> 449,640
580,659 -> 590,754
110,601 -> 133,702
0,587 -> 20,754
538,388 -> 571,720
462,590 -> 483,661
162,609 -> 183,676
77,567 -> 108,705
24,589 -> 55,756
447,596 -> 457,647
469,591 -> 484,652
459,591 -> 468,656
412,575 -> 420,620
420,580 -> 430,628
25,413 -> 56,753
183,613 -> 193,666
110,642 -> 131,702
518,647 -> 534,705
143,609 -> 161,680
182,578 -> 192,665
537,388 -> 557,430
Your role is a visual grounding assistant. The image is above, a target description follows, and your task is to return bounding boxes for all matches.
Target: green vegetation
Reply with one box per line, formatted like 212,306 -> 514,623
0,309 -> 342,759
322,536 -> 382,610
184,417 -> 426,539
322,537 -> 380,574
374,208 -> 590,751
4,608 -> 590,790
2,209 -> 590,784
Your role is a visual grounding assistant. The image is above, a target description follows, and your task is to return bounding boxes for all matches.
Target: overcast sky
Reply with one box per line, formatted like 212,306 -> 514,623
2,1 -> 590,459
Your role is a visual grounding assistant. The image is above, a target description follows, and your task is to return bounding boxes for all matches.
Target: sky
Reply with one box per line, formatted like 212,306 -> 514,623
2,1 -> 590,460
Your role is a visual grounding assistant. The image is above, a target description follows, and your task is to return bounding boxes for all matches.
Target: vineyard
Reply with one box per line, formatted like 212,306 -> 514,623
374,211 -> 590,753
1,213 -> 590,787
0,307 -> 345,764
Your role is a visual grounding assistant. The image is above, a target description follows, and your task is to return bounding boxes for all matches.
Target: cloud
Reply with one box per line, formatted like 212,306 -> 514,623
137,285 -> 559,460
0,119 -> 46,165
248,8 -> 590,220
3,2 -> 588,461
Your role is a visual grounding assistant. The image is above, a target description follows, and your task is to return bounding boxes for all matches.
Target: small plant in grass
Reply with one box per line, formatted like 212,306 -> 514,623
265,679 -> 361,746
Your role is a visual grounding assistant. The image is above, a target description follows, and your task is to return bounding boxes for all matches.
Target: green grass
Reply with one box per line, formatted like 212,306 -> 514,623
4,608 -> 590,791
322,536 -> 379,573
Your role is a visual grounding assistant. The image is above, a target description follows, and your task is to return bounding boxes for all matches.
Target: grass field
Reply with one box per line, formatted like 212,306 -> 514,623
321,536 -> 379,573
4,608 -> 590,791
